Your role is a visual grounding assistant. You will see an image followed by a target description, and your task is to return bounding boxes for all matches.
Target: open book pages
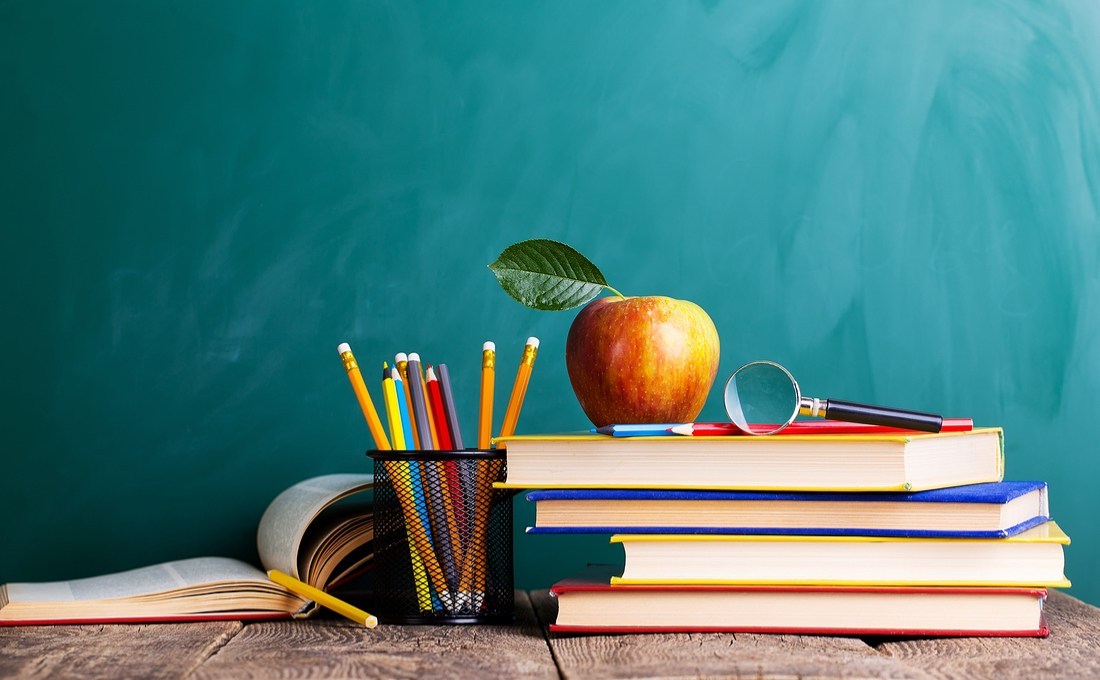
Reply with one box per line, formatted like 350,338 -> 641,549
0,473 -> 374,625
257,473 -> 375,588
0,557 -> 306,623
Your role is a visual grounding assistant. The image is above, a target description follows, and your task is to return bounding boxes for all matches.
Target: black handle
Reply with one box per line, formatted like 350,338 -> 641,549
824,399 -> 943,433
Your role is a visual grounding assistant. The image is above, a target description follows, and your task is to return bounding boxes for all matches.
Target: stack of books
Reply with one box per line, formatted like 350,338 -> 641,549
498,424 -> 1070,636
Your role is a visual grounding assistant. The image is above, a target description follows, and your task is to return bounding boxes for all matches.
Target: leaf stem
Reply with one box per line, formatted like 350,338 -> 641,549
603,284 -> 626,299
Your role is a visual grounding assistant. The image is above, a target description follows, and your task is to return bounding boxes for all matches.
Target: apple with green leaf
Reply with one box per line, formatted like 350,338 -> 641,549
488,239 -> 720,427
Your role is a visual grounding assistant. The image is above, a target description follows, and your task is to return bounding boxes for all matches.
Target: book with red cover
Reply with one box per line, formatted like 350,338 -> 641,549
549,566 -> 1049,637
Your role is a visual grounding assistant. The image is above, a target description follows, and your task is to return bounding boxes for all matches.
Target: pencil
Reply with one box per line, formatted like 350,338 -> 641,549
381,460 -> 453,609
405,354 -> 434,450
436,363 -> 464,450
391,367 -> 415,451
498,337 -> 539,438
395,353 -> 420,449
337,343 -> 390,450
425,366 -> 453,449
477,342 -> 495,449
381,362 -> 406,451
409,353 -> 441,449
267,569 -> 378,628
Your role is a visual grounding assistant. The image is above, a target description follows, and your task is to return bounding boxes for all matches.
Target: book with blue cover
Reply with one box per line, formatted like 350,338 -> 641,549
526,481 -> 1048,538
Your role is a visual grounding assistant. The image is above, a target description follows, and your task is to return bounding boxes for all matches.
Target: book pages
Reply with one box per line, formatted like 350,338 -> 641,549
256,474 -> 373,580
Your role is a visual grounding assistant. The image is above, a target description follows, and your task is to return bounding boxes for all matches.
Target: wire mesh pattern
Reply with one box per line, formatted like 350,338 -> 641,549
369,450 -> 513,624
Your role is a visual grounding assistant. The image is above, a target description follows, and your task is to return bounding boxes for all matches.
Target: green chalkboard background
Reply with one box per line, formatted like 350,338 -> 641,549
3,1 -> 1099,604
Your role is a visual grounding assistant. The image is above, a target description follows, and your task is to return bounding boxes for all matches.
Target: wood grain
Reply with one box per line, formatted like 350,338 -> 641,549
873,591 -> 1100,679
0,621 -> 241,680
190,591 -> 557,679
529,589 -> 930,679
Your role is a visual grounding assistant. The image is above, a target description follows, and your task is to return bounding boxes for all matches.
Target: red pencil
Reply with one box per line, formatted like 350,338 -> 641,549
425,366 -> 454,449
669,418 -> 974,436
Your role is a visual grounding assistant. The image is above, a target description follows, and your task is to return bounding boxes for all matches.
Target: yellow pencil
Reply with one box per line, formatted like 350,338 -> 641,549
338,343 -> 390,450
381,362 -> 405,450
267,569 -> 378,628
478,341 -> 495,449
498,337 -> 539,438
395,353 -> 421,449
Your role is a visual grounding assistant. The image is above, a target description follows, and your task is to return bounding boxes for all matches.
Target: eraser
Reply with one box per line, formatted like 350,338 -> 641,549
526,337 -> 540,348
337,342 -> 351,354
483,341 -> 495,352
395,352 -> 408,363
408,352 -> 421,362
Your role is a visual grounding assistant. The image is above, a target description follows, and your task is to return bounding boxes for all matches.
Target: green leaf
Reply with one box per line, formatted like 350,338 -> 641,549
487,239 -> 613,311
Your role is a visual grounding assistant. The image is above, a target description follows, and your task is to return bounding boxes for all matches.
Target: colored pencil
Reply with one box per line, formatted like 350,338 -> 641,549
410,353 -> 441,449
668,418 -> 975,437
337,343 -> 390,450
405,355 -> 434,450
595,423 -> 684,437
381,362 -> 406,450
436,363 -> 464,450
498,337 -> 538,438
268,569 -> 378,628
478,342 -> 495,449
395,353 -> 420,449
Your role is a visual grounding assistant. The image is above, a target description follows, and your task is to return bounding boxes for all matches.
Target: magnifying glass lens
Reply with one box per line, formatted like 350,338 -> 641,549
724,362 -> 800,435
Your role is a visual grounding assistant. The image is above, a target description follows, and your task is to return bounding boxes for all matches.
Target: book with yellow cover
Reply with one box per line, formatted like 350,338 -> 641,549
551,565 -> 1050,637
610,521 -> 1070,587
497,427 -> 1004,492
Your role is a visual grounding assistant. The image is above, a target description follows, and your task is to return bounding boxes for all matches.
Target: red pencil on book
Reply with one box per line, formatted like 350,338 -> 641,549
668,418 -> 974,436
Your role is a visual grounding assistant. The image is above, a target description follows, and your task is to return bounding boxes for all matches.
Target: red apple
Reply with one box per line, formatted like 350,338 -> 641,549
565,296 -> 721,426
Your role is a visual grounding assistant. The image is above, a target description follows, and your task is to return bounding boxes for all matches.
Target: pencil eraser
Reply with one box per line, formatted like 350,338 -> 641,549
483,341 -> 495,352
395,352 -> 408,363
526,337 -> 540,348
408,352 -> 421,362
337,342 -> 351,354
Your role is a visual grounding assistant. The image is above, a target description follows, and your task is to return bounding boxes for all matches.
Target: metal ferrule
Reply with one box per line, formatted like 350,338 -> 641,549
521,344 -> 538,366
799,397 -> 828,418
340,351 -> 358,372
483,350 -> 496,370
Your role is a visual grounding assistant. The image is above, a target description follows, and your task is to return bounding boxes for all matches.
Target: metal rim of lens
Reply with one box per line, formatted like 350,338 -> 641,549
722,360 -> 802,436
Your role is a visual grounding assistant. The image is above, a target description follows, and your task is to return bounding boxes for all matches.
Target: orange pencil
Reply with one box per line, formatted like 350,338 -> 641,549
498,337 -> 539,438
337,342 -> 390,450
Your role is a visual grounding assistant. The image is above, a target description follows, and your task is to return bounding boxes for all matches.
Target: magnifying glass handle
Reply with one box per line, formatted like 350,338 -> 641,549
815,399 -> 943,433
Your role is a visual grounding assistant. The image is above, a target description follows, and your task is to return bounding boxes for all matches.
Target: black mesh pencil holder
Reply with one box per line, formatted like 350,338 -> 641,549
367,449 -> 513,624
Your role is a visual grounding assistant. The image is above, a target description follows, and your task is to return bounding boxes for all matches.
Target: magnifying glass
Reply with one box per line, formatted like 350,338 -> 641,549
723,361 -> 943,436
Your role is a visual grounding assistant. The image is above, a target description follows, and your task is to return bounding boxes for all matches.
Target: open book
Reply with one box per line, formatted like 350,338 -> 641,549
0,474 -> 373,625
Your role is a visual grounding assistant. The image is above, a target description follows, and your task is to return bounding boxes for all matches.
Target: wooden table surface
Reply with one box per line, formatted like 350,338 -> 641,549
2,590 -> 1098,679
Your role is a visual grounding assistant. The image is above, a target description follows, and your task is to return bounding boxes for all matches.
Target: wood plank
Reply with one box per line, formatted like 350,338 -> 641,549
0,621 -> 241,680
874,591 -> 1100,679
190,591 -> 557,679
530,588 -> 930,679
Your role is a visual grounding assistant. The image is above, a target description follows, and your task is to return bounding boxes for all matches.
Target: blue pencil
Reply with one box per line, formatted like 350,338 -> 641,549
392,368 -> 416,452
594,423 -> 685,437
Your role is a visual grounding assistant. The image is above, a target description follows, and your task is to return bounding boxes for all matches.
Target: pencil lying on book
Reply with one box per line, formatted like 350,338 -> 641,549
668,418 -> 975,436
267,569 -> 378,628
